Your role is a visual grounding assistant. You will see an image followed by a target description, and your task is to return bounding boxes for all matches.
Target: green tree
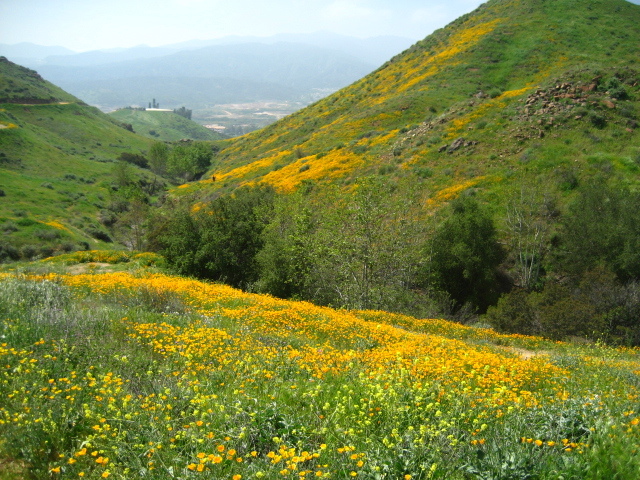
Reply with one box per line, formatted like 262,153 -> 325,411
559,179 -> 640,282
166,142 -> 213,182
194,185 -> 275,288
147,204 -> 203,277
256,189 -> 316,299
426,195 -> 505,313
258,178 -> 427,312
148,142 -> 168,176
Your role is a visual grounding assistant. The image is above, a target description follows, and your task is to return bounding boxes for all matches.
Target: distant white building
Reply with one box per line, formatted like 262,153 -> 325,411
146,108 -> 173,112
204,124 -> 226,132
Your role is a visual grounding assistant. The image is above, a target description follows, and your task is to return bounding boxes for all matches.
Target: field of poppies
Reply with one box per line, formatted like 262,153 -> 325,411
1,253 -> 639,479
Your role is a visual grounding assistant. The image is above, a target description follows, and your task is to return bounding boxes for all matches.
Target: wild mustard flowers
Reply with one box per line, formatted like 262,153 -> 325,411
1,271 -> 639,478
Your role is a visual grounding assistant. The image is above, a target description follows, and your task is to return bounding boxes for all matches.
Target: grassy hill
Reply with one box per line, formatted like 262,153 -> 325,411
109,108 -> 223,142
0,57 -> 159,260
1,255 -> 639,479
177,0 -> 639,197
148,0 -> 640,344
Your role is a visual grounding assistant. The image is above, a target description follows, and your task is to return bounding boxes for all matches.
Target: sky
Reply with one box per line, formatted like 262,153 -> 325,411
0,0 -> 489,52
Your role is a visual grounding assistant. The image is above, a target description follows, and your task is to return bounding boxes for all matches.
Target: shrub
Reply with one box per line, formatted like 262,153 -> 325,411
589,111 -> 607,129
486,289 -> 538,335
19,244 -> 38,260
0,243 -> 20,262
86,227 -> 112,243
34,229 -> 61,241
378,164 -> 397,175
415,167 -> 434,178
16,218 -> 36,227
1,221 -> 18,233
118,152 -> 149,169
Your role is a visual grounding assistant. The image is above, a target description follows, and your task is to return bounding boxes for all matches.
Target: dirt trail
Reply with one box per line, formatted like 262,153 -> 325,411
505,347 -> 550,359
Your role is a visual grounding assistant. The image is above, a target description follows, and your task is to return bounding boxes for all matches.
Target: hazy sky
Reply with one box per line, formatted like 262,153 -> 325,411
0,0 -> 489,52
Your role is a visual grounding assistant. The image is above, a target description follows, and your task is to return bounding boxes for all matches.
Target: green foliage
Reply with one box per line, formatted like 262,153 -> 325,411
485,289 -> 538,336
118,152 -> 149,169
148,141 -> 169,176
426,196 -> 505,313
256,191 -> 315,299
488,267 -> 640,344
258,178 -> 431,314
173,106 -> 192,120
149,185 -> 275,288
166,142 -> 213,182
558,179 -> 640,282
194,185 -> 276,288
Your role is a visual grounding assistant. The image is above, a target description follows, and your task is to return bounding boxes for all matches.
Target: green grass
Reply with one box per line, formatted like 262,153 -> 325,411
0,59 -> 161,255
109,109 -> 222,142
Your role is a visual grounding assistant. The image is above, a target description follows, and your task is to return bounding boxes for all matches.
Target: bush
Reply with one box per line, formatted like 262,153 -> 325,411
86,227 -> 112,243
537,283 -> 599,340
589,111 -> 607,129
1,221 -> 18,233
0,243 -> 20,262
118,152 -> 149,168
34,229 -> 61,241
20,244 -> 39,260
486,289 -> 538,335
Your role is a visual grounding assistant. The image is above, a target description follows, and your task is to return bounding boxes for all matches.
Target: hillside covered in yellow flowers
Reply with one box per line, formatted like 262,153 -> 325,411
1,253 -> 639,479
177,0 -> 640,198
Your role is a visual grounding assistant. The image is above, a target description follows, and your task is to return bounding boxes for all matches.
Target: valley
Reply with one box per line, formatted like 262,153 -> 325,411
2,0 -> 640,477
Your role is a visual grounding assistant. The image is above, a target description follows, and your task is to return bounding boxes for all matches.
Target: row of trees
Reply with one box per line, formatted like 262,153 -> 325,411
147,141 -> 214,182
146,178 -> 507,318
102,141 -> 215,251
143,175 -> 640,345
488,179 -> 640,345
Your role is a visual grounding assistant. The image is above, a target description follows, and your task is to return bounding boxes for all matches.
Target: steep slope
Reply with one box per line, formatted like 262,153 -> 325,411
183,0 -> 640,197
109,108 -> 223,141
0,57 -> 157,259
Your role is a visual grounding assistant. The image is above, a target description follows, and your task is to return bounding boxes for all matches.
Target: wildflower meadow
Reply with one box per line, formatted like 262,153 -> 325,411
1,255 -> 639,479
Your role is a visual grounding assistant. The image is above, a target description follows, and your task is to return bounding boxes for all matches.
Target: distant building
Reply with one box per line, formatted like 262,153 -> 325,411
204,124 -> 227,133
146,108 -> 173,112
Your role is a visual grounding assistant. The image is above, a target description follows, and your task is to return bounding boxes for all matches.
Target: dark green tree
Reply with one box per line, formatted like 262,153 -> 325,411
147,204 -> 203,277
559,179 -> 640,282
256,189 -> 315,299
426,195 -> 505,313
194,185 -> 276,288
173,106 -> 192,120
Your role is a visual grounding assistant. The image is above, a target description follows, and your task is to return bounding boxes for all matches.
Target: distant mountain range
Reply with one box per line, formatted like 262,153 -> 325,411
0,33 -> 415,115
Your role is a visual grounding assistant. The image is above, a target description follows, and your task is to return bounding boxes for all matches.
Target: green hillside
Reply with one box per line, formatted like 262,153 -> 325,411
176,0 -> 639,196
0,56 -> 77,104
109,108 -> 223,142
150,0 -> 640,344
0,57 -> 160,260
